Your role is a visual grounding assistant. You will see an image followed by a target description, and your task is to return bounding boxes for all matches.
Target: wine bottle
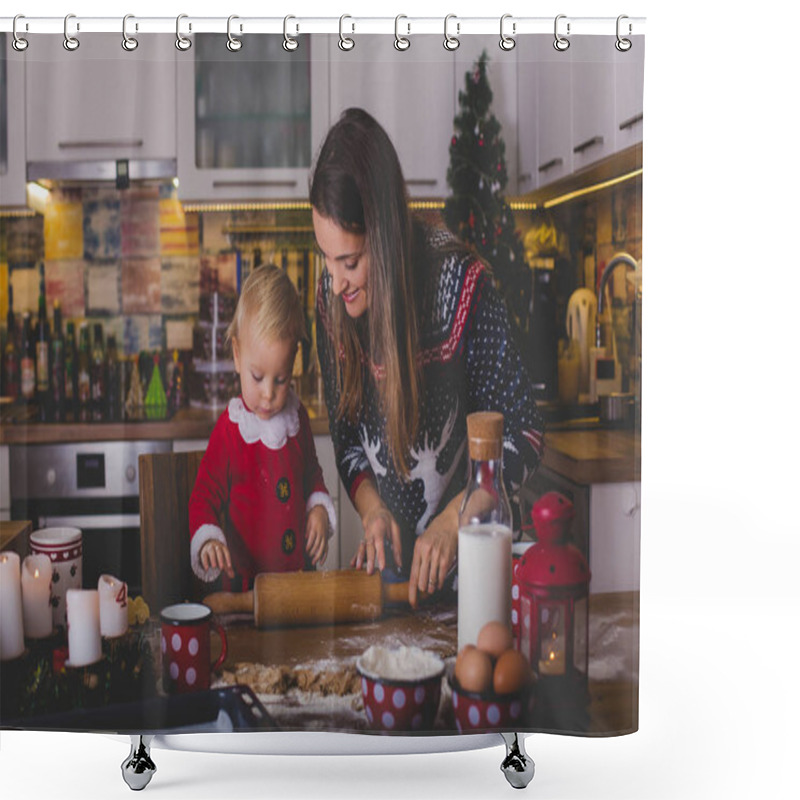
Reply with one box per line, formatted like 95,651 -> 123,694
64,321 -> 77,420
51,300 -> 66,422
77,323 -> 91,422
3,286 -> 19,400
35,289 -> 51,421
90,323 -> 106,422
105,334 -> 120,422
20,313 -> 35,404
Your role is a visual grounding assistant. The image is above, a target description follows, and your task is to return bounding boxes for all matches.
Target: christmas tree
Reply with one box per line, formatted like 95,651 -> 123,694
444,51 -> 531,352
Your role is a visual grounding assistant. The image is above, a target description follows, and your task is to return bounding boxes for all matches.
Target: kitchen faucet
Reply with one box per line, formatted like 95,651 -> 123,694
595,252 -> 639,347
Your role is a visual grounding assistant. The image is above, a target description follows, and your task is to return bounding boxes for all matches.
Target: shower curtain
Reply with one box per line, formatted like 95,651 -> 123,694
0,16 -> 643,741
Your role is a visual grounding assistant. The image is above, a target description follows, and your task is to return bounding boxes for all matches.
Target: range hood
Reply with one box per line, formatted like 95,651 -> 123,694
27,158 -> 177,184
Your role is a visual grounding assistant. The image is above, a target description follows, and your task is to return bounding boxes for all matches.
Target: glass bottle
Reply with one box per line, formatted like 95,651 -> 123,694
457,411 -> 513,650
50,300 -> 66,422
77,323 -> 91,422
90,323 -> 106,421
64,321 -> 77,420
20,313 -> 35,404
105,334 -> 120,422
35,290 -> 51,421
3,286 -> 19,401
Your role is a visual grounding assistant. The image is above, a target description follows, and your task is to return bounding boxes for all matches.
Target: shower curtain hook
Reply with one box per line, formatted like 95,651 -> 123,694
176,14 -> 192,51
227,15 -> 242,51
12,15 -> 29,52
122,14 -> 139,51
283,16 -> 299,51
394,15 -> 410,51
338,15 -> 355,51
63,13 -> 80,51
443,14 -> 460,51
499,14 -> 516,51
615,15 -> 632,51
553,14 -> 570,51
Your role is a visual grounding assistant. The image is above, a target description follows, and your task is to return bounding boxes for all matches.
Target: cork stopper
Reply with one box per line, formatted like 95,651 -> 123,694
466,411 -> 504,460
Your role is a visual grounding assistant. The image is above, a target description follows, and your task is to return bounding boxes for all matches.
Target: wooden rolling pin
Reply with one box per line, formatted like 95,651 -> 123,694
203,569 -> 425,628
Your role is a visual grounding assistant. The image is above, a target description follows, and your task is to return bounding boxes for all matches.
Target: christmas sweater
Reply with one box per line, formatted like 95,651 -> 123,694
189,390 -> 336,586
316,226 -> 545,568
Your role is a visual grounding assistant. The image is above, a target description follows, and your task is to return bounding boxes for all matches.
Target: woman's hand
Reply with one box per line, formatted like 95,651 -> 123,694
352,505 -> 403,574
200,539 -> 235,579
305,505 -> 329,567
408,493 -> 462,608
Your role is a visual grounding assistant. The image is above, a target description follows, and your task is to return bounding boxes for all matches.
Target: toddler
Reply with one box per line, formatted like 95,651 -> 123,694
189,264 -> 336,588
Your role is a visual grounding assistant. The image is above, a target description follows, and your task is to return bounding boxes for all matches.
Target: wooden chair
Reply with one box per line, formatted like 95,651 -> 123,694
138,451 -> 207,614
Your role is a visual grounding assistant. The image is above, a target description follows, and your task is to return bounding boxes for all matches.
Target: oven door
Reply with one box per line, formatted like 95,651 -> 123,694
11,499 -> 144,596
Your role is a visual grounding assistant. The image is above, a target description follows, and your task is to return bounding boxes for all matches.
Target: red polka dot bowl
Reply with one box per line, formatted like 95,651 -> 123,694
448,669 -> 535,733
356,646 -> 446,733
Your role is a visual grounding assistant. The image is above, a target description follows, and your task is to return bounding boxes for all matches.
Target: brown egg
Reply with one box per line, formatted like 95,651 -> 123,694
476,621 -> 513,660
454,646 -> 493,694
493,650 -> 532,695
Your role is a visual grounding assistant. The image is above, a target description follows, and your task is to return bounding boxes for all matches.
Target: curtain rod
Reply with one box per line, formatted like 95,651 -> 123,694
1,16 -> 646,37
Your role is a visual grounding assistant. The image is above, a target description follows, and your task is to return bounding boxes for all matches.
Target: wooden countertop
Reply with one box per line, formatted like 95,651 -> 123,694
542,426 -> 640,484
216,590 -> 638,736
0,397 -> 332,444
0,520 -> 32,557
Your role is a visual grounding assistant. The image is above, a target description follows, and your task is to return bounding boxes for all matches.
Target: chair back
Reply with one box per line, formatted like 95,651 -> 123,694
138,450 -> 206,613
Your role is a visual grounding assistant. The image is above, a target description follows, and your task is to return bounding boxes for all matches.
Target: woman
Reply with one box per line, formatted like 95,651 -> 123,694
312,108 -> 545,606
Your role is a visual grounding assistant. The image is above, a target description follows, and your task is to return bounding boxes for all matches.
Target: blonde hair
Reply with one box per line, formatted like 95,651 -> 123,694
227,264 -> 306,350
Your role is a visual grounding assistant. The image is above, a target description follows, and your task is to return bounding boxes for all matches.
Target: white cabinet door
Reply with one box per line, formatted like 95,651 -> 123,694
25,33 -> 176,164
176,33 -> 329,203
515,38 -> 540,195
535,35 -> 572,186
615,38 -> 645,151
571,36 -> 617,172
589,482 -> 641,593
329,35 -> 455,198
0,34 -> 27,207
455,37 -> 519,196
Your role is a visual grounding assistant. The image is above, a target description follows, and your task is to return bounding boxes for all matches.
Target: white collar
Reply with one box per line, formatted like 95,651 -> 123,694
228,390 -> 300,450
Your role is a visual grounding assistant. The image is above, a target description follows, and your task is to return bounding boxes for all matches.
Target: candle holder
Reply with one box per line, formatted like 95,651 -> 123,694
516,492 -> 592,731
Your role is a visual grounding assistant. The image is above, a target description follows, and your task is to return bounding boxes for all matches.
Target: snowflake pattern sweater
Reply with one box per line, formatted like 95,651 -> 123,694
189,390 -> 336,586
316,226 -> 545,569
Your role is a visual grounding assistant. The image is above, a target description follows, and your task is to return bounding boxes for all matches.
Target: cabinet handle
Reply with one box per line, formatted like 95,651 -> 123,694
212,180 -> 299,189
619,112 -> 643,131
537,157 -> 563,173
573,135 -> 604,154
405,179 -> 438,187
59,139 -> 144,149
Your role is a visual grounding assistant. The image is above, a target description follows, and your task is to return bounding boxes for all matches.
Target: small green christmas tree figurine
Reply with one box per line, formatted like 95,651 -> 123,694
444,51 -> 531,352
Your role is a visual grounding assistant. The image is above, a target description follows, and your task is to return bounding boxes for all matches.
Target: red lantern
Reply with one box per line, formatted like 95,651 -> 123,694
517,492 -> 591,727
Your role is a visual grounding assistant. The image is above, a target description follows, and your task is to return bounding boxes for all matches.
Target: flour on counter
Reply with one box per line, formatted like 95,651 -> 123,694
357,645 -> 444,681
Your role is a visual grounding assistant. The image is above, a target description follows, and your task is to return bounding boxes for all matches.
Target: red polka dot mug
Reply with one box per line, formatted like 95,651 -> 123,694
160,603 -> 227,694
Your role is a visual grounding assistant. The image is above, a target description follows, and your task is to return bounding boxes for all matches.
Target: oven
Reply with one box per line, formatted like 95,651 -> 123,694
9,441 -> 172,596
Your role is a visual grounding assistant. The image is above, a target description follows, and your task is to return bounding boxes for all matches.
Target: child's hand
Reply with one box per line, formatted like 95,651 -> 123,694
200,539 -> 235,579
305,505 -> 329,567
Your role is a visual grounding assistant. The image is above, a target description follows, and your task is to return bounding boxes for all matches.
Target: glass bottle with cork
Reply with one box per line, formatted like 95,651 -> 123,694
3,285 -> 19,401
50,300 -> 66,422
457,411 -> 513,651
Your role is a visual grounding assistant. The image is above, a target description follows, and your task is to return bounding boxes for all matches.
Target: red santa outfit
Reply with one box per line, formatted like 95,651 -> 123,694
189,389 -> 336,587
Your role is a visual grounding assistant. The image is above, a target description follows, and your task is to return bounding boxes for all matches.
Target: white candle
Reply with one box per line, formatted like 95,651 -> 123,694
22,555 -> 53,639
0,552 -> 25,660
98,574 -> 128,638
66,589 -> 102,667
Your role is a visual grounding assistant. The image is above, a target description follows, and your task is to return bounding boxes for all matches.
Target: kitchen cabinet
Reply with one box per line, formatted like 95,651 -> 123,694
515,39 -> 540,195
328,34 -> 455,199
456,37 -> 519,196
25,33 -> 176,166
571,36 -> 617,172
0,34 -> 27,207
533,36 -> 573,186
176,33 -> 329,203
615,38 -> 645,151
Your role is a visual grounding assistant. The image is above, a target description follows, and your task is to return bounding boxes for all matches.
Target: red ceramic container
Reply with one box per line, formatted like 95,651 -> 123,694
356,653 -> 445,733
449,671 -> 535,733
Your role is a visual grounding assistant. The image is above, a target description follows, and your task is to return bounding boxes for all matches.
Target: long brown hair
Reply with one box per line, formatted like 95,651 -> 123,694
311,108 -> 420,477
